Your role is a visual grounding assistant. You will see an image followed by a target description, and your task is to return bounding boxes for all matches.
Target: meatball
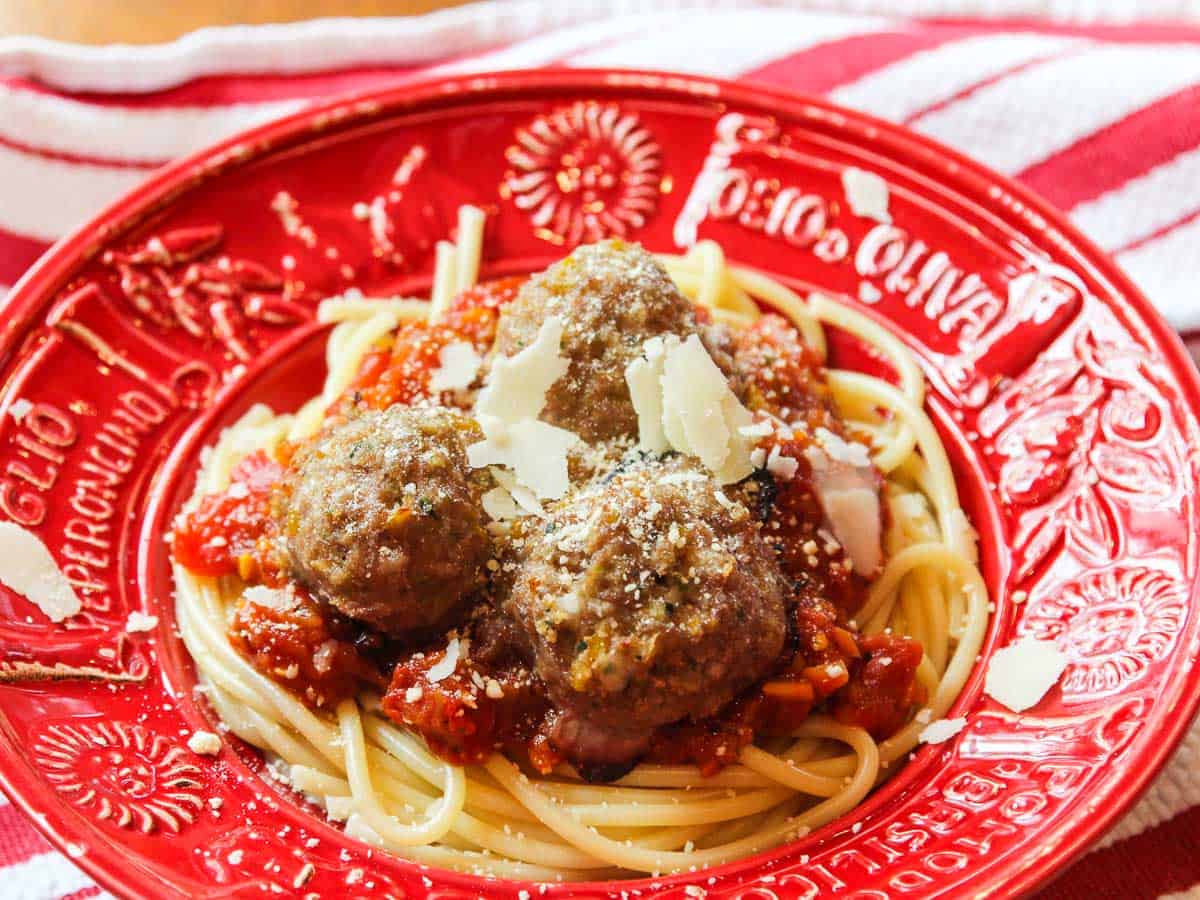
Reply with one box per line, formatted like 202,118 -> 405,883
277,407 -> 491,636
505,461 -> 788,770
492,240 -> 737,443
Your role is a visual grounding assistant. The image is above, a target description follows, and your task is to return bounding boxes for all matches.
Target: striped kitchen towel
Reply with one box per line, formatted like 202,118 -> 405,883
0,3 -> 1198,898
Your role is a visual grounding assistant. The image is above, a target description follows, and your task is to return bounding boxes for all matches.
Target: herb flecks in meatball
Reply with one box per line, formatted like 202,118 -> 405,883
277,407 -> 491,637
492,240 -> 735,443
505,462 -> 788,769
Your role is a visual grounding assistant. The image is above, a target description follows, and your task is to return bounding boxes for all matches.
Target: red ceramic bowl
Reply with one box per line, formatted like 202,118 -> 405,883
0,70 -> 1198,900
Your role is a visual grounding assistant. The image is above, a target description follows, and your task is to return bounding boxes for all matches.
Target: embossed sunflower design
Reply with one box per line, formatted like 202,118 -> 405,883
33,721 -> 204,834
503,101 -> 662,246
1022,567 -> 1187,702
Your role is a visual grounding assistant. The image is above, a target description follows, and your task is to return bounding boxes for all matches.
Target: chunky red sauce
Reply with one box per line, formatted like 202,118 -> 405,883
229,583 -> 385,708
172,450 -> 284,583
381,647 -> 551,767
176,280 -> 925,777
339,276 -> 526,415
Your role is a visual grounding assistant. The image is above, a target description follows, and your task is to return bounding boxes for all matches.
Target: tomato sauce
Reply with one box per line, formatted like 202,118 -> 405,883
229,583 -> 386,708
174,283 -> 925,778
382,645 -> 551,768
338,276 -> 526,415
172,450 -> 284,583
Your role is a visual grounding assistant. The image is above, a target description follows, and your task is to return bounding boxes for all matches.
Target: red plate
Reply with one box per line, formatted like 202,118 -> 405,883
1,70 -> 1198,900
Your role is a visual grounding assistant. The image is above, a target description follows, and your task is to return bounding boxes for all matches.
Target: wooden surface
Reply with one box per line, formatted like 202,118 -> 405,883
0,1 -> 472,44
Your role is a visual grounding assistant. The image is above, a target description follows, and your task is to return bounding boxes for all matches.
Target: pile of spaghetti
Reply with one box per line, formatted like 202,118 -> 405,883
172,207 -> 987,880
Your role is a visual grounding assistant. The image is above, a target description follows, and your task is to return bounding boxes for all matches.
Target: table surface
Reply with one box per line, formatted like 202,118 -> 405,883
0,0 -> 469,44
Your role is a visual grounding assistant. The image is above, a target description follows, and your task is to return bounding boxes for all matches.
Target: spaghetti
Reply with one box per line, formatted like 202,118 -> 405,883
173,209 -> 987,881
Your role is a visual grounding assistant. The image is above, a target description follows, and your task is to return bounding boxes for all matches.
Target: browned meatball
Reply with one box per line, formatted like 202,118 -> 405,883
505,462 -> 788,770
277,407 -> 491,637
492,240 -> 737,443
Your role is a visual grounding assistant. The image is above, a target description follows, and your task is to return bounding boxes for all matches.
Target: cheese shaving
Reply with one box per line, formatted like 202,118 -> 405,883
624,336 -> 669,452
841,167 -> 891,222
481,487 -> 522,522
489,467 -> 546,517
468,316 -> 579,499
805,443 -> 884,577
0,522 -> 82,622
918,717 -> 967,744
428,341 -> 482,392
627,334 -> 754,484
984,636 -> 1068,712
475,316 -> 569,423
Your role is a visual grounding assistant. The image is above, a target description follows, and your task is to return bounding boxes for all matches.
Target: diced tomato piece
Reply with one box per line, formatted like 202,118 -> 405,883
833,634 -> 926,739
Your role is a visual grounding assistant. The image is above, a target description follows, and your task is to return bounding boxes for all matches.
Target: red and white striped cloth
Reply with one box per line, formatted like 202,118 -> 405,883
1,3 -> 1199,897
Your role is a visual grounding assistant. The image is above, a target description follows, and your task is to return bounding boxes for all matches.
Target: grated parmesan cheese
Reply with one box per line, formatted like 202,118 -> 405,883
187,730 -> 222,756
984,636 -> 1068,712
765,445 -> 800,481
841,167 -> 891,222
0,522 -> 82,622
738,421 -> 773,439
918,717 -> 968,745
427,637 -> 462,683
429,341 -> 482,393
125,611 -> 159,633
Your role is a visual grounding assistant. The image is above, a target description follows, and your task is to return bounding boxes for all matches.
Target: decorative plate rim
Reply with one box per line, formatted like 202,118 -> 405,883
1,68 -> 1199,900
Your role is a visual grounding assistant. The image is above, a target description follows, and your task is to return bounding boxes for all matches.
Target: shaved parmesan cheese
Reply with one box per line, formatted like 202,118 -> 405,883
949,508 -> 980,564
429,341 -> 482,392
629,334 -> 754,484
482,487 -> 522,522
918,717 -> 967,745
0,522 -> 82,622
187,731 -> 222,756
805,444 -> 884,577
125,612 -> 159,633
427,637 -> 462,683
8,398 -> 32,421
841,167 -> 891,222
984,636 -> 1068,712
750,447 -> 767,468
469,317 -> 579,500
624,336 -> 669,453
476,316 -> 569,423
490,467 -> 546,517
468,419 -> 576,499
